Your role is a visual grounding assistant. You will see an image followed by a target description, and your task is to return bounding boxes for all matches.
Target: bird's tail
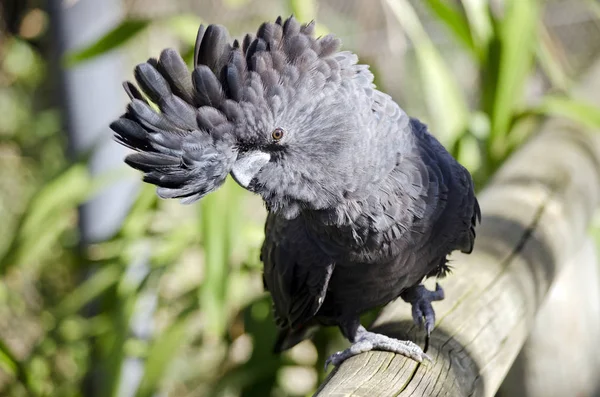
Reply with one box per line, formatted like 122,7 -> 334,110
273,324 -> 318,353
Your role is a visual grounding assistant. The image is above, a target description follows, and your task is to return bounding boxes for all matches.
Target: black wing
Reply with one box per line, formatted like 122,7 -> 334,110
261,213 -> 335,338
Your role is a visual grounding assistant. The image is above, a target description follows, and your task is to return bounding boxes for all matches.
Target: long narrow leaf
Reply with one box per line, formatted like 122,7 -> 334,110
384,0 -> 469,147
119,184 -> 158,239
65,19 -> 151,66
0,339 -> 38,396
135,317 -> 189,397
462,0 -> 493,56
19,163 -> 89,239
0,163 -> 88,274
199,179 -> 234,339
422,0 -> 477,57
489,0 -> 539,144
54,264 -> 122,318
0,340 -> 22,380
536,25 -> 571,91
0,163 -> 119,274
532,96 -> 600,129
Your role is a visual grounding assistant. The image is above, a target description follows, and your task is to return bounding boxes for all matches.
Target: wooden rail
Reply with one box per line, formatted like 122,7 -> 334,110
315,99 -> 600,395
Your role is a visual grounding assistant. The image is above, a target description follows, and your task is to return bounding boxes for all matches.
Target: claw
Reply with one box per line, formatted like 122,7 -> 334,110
324,328 -> 430,370
412,304 -> 424,329
402,283 -> 445,336
432,283 -> 445,300
324,352 -> 342,371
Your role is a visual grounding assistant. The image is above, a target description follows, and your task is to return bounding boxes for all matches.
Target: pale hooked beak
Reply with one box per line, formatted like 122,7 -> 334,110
231,150 -> 271,188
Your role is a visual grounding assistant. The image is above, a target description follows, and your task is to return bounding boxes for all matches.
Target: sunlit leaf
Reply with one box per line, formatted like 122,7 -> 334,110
0,339 -> 33,394
532,96 -> 600,129
150,221 -> 199,266
422,0 -> 476,57
119,184 -> 157,239
166,14 -> 203,46
288,0 -> 328,36
384,0 -> 469,147
0,163 -> 121,274
105,288 -> 138,397
65,19 -> 151,66
536,25 -> 571,91
199,179 -> 235,339
0,164 -> 89,273
288,0 -> 317,23
489,0 -> 539,141
0,340 -> 20,377
135,317 -> 189,397
462,0 -> 493,56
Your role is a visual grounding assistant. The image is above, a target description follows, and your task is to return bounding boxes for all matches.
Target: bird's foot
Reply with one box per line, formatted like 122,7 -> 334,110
324,326 -> 430,370
401,283 -> 445,336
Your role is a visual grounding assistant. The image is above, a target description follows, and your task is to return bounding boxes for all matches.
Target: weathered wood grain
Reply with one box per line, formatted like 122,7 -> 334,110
315,122 -> 600,397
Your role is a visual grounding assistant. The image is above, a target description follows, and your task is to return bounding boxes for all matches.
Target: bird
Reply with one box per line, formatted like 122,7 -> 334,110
110,16 -> 481,367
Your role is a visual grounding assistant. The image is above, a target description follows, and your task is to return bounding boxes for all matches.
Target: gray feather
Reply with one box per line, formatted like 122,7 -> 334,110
192,65 -> 224,107
157,49 -> 195,104
111,16 -> 480,353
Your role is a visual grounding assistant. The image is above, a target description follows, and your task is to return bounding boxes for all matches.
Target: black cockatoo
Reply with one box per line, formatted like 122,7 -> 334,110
111,16 -> 480,367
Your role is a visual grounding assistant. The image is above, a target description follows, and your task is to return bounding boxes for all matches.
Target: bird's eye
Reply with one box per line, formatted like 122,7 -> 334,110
271,128 -> 284,141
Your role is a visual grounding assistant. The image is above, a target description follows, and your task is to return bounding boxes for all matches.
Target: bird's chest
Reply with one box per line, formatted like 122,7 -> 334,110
303,209 -> 441,317
318,251 -> 422,318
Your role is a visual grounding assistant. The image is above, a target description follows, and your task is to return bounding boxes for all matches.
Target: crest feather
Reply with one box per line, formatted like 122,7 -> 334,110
111,16 -> 352,203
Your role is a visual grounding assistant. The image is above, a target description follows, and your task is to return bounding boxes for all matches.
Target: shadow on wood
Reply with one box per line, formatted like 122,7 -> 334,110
497,238 -> 600,397
315,120 -> 600,396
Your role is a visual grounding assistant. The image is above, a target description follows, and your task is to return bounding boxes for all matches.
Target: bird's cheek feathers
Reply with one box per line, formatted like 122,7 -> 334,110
230,150 -> 271,188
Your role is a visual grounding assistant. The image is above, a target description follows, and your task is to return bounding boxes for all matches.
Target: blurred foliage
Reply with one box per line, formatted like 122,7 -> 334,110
0,0 -> 599,396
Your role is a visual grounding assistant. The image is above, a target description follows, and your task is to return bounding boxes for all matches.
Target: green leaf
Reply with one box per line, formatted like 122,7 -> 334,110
212,296 -> 281,395
0,339 -> 20,377
0,163 -> 90,274
384,0 -> 469,147
287,0 -> 328,36
0,339 -> 35,395
0,162 -> 119,274
462,0 -> 493,55
53,264 -> 122,318
288,0 -> 317,23
199,178 -> 235,339
105,280 -> 140,397
135,318 -> 189,397
532,96 -> 600,129
536,25 -> 571,91
65,19 -> 151,66
165,14 -> 203,46
488,0 -> 539,148
150,221 -> 199,266
19,163 -> 89,239
422,0 -> 477,57
119,184 -> 158,239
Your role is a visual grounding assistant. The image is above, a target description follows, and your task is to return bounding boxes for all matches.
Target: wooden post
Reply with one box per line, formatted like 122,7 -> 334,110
315,118 -> 600,396
497,237 -> 600,397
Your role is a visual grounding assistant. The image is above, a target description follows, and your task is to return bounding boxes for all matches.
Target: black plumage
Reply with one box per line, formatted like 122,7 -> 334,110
111,16 -> 481,365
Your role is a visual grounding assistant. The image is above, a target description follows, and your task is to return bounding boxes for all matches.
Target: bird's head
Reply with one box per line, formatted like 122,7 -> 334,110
112,16 -> 377,218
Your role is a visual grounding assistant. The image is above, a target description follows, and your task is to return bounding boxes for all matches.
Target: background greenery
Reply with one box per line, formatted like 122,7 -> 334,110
1,0 -> 599,396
